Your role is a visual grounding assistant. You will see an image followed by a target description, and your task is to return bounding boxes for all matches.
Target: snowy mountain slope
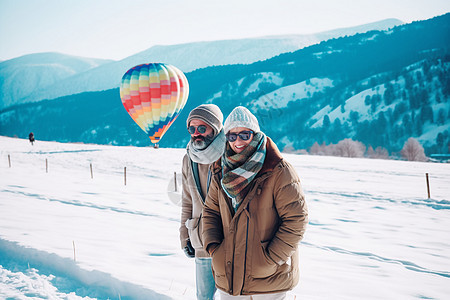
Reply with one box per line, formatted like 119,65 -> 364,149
310,81 -> 389,127
2,19 -> 402,109
305,60 -> 450,148
1,136 -> 449,299
189,14 -> 450,153
242,72 -> 285,97
250,77 -> 334,110
0,53 -> 113,109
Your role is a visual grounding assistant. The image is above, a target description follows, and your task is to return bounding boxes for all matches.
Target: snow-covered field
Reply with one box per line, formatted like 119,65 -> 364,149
1,136 -> 449,299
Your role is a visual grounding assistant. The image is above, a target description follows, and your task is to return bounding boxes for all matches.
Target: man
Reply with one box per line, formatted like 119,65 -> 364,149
29,132 -> 35,145
180,104 -> 225,300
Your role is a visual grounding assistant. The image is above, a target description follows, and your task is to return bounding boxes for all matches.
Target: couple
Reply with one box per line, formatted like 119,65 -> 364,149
180,104 -> 308,300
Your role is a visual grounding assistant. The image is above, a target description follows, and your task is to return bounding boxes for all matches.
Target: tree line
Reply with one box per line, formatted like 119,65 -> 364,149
283,137 -> 430,162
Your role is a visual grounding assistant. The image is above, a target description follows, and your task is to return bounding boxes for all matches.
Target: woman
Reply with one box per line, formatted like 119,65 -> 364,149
202,106 -> 308,299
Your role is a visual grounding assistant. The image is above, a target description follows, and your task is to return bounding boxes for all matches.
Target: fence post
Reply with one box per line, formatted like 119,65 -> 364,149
174,172 -> 177,192
124,167 -> 127,186
46,159 -> 48,173
8,154 -> 11,168
90,163 -> 93,179
426,173 -> 431,199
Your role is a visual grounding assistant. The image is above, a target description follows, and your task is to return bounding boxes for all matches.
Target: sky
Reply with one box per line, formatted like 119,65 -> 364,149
0,0 -> 449,61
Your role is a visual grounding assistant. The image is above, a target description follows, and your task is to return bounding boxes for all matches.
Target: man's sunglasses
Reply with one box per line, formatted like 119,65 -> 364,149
226,130 -> 253,142
188,125 -> 207,134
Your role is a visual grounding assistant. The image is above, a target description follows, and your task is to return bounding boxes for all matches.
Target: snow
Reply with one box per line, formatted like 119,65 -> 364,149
251,78 -> 333,110
418,123 -> 450,145
1,136 -> 450,299
361,33 -> 380,42
311,82 -> 391,128
310,105 -> 333,127
0,264 -> 93,300
205,91 -> 223,104
244,72 -> 284,97
312,50 -> 343,59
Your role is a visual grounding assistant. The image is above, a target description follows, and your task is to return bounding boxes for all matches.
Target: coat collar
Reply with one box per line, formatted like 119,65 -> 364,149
260,136 -> 283,174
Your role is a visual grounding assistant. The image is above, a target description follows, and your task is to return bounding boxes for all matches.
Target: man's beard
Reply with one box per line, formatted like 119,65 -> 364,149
191,133 -> 215,150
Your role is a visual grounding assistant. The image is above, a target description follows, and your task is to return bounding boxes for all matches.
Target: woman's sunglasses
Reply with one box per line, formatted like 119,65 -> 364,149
188,125 -> 207,134
226,131 -> 253,142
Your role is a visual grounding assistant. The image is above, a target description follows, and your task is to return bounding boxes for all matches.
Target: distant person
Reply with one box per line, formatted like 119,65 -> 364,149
180,104 -> 225,300
202,106 -> 308,299
28,132 -> 35,145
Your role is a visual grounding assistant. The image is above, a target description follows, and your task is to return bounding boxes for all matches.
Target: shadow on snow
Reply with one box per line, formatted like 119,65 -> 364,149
0,238 -> 171,300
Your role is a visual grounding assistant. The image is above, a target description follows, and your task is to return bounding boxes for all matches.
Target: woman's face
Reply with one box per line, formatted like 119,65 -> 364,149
227,127 -> 253,154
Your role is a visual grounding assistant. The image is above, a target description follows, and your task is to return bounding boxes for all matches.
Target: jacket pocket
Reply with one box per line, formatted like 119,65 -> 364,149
185,216 -> 203,249
211,242 -> 226,276
250,240 -> 277,278
211,242 -> 229,291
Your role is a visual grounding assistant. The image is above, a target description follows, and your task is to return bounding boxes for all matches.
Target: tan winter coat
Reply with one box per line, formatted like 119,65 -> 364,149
180,154 -> 211,258
202,137 -> 308,295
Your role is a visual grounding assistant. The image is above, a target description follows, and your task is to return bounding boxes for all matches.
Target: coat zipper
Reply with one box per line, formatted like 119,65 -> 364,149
238,175 -> 270,294
224,169 -> 275,294
240,208 -> 250,295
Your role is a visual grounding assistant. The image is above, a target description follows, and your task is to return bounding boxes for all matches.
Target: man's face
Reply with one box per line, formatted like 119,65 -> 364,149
189,119 -> 214,149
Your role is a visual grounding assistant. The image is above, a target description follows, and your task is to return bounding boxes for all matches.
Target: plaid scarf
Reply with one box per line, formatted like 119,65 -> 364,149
221,132 -> 266,210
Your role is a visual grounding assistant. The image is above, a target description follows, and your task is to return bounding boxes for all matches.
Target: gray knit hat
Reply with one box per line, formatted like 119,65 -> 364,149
224,106 -> 260,134
186,104 -> 223,135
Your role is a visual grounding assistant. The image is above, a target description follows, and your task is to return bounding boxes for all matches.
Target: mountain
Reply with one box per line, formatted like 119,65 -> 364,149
0,53 -> 113,109
0,19 -> 402,109
1,14 -> 448,156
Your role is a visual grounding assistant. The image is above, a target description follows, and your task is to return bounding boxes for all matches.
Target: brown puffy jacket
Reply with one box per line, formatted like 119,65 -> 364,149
202,137 -> 308,296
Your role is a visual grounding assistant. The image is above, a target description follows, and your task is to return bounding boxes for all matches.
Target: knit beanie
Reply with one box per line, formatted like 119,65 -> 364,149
223,106 -> 260,134
186,104 -> 223,135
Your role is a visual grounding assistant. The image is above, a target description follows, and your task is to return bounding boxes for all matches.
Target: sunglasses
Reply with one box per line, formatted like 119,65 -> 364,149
226,130 -> 253,142
188,125 -> 207,134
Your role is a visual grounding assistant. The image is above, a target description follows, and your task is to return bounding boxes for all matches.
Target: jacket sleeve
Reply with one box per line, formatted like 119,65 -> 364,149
202,172 -> 224,252
180,155 -> 192,249
268,161 -> 308,265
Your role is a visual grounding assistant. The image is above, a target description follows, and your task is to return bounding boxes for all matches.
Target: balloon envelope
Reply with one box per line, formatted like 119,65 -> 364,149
119,63 -> 189,144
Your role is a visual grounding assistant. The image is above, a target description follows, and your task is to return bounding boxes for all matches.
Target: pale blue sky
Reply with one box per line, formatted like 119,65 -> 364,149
0,0 -> 449,61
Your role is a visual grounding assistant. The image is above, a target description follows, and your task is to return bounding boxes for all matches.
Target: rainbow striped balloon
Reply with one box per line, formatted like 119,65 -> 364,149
119,63 -> 189,145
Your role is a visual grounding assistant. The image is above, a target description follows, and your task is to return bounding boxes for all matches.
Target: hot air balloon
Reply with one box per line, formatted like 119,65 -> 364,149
119,63 -> 189,147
